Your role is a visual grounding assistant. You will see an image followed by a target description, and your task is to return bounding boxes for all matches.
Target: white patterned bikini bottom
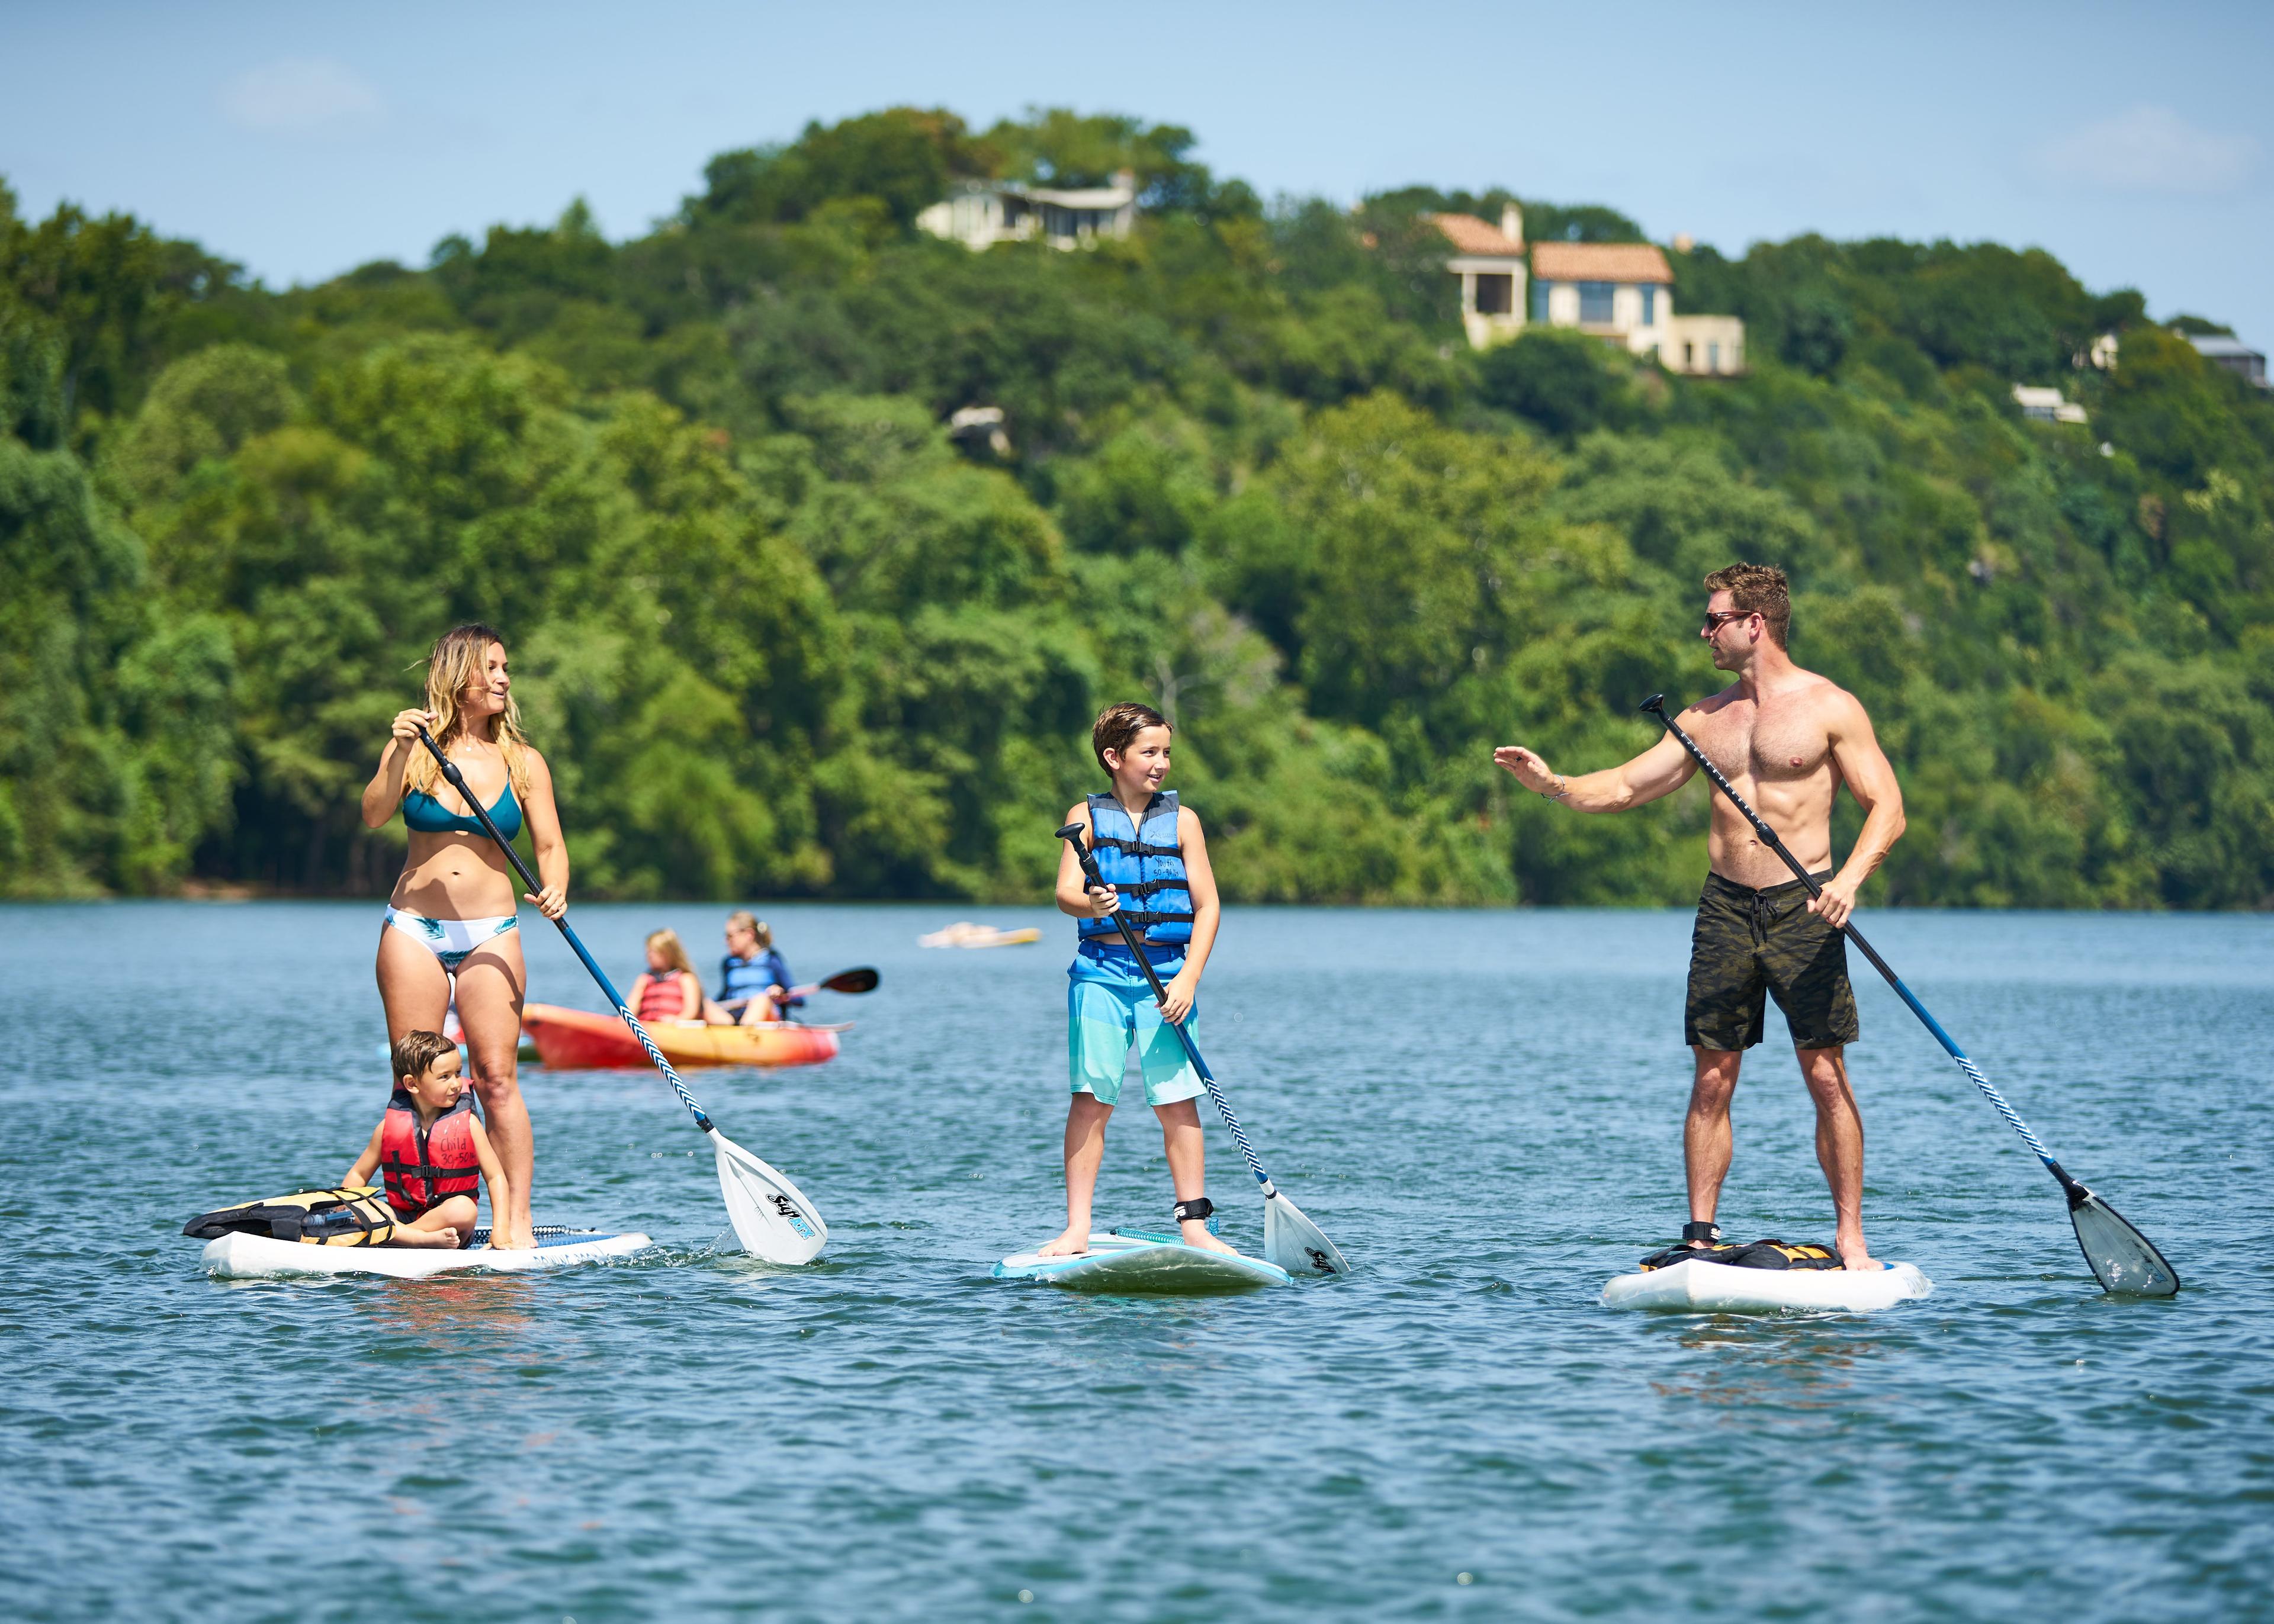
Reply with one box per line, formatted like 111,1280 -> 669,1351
383,906 -> 519,972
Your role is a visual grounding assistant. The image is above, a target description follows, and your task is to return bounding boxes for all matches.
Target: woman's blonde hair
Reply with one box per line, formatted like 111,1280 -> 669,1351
725,909 -> 772,950
403,624 -> 534,799
645,928 -> 695,976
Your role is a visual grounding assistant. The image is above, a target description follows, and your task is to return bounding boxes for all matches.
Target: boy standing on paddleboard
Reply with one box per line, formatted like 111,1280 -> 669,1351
1034,703 -> 1236,1258
1492,564 -> 1906,1272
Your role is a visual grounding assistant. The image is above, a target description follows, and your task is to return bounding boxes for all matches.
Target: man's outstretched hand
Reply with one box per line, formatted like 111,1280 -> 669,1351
1493,745 -> 1557,796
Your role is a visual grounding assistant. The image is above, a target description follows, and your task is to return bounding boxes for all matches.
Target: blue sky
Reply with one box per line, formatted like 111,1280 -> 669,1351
5,0 -> 2270,345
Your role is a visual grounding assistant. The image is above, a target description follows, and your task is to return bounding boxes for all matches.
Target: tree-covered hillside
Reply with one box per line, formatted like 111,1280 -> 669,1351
4,107 -> 2269,906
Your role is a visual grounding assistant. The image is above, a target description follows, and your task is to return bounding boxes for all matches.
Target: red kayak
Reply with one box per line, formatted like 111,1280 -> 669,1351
520,1002 -> 846,1069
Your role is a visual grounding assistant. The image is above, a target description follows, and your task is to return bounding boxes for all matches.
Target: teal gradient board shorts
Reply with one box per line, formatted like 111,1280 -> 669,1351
1067,941 -> 1204,1107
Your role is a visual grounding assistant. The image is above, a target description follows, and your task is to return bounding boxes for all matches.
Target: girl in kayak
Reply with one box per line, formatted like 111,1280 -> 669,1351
361,624 -> 566,1252
1034,702 -> 1232,1259
345,1031 -> 511,1249
628,928 -> 729,1025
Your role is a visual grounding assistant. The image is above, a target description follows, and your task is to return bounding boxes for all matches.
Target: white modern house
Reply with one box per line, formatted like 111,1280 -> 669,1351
1430,215 -> 1746,375
917,173 -> 1138,251
2013,384 -> 2089,425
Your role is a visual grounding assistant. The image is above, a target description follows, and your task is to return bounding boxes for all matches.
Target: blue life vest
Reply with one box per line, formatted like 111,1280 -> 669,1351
718,948 -> 801,1009
1079,791 -> 1193,948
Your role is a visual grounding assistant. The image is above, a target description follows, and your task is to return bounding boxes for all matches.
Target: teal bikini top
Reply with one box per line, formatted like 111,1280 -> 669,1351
402,779 -> 522,840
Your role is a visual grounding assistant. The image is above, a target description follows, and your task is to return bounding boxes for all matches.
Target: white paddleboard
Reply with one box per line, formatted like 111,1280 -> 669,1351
204,1228 -> 653,1280
995,1229 -> 1290,1293
1602,1256 -> 1932,1314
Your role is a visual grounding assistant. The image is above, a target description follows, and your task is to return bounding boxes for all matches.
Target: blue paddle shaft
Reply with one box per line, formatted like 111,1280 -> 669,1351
410,726 -> 717,1134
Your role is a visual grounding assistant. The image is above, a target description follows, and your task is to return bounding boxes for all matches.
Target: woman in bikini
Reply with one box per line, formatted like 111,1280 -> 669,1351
361,624 -> 567,1251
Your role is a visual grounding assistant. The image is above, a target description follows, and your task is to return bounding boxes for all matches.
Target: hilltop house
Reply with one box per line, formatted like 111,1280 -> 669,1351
917,172 -> 1138,250
2186,332 -> 2269,387
1437,206 -> 1528,350
1430,212 -> 1745,375
2013,384 -> 2089,425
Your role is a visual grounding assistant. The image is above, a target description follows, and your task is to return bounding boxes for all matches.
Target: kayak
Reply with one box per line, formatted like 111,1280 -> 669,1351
995,1230 -> 1290,1294
520,1002 -> 846,1069
1602,1257 -> 1932,1314
920,922 -> 1042,948
204,1227 -> 653,1280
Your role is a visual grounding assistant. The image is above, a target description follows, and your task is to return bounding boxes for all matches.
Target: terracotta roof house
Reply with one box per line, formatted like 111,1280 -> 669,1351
1429,205 -> 1528,350
1427,211 -> 1746,374
1528,239 -> 1743,375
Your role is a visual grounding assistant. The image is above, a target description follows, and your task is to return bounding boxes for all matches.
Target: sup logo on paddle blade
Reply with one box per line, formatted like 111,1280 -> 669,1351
770,1193 -> 815,1237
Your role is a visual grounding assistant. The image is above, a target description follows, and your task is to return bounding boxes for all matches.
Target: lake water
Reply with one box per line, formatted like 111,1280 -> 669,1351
4,901 -> 2269,1622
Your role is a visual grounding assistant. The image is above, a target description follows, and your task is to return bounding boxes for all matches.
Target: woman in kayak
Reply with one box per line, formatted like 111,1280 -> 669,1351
361,624 -> 566,1252
627,928 -> 730,1025
717,911 -> 801,1025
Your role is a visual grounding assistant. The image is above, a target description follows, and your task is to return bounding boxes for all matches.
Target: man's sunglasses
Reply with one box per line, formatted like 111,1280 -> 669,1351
1702,609 -> 1754,631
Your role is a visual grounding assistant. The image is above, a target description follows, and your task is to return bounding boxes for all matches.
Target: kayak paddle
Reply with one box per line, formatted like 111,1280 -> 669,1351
1638,694 -> 2177,1296
412,726 -> 827,1264
784,967 -> 881,1000
1055,822 -> 1352,1276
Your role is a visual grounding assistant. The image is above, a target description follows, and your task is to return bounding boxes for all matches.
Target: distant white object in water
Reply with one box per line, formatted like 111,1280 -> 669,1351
919,922 -> 1042,949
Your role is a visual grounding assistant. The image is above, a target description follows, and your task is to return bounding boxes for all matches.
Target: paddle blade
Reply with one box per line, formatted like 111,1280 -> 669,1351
2070,1188 -> 2178,1297
1263,1191 -> 1351,1277
821,967 -> 879,995
711,1131 -> 828,1264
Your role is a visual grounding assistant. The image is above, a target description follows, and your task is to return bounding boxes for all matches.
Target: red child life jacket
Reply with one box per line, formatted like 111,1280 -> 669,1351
637,972 -> 694,1021
378,1089 -> 481,1218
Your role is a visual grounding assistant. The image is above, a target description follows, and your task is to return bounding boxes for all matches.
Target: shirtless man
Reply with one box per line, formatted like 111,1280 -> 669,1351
1493,563 -> 1905,1271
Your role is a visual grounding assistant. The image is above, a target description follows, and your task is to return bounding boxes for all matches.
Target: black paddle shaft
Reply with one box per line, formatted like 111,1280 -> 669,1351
1054,821 -> 1178,1006
1637,694 -> 1909,992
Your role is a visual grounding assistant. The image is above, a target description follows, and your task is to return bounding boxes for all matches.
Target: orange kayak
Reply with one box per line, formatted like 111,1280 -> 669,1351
520,1002 -> 846,1069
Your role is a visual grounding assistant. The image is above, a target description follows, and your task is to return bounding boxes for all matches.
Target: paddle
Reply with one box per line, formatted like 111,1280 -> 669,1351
1637,694 -> 2178,1296
784,967 -> 880,1000
1055,821 -> 1352,1276
411,726 -> 827,1264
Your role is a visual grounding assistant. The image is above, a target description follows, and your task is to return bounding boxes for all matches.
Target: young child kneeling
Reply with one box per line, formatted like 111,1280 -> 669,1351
1036,702 -> 1234,1258
348,1030 -> 511,1249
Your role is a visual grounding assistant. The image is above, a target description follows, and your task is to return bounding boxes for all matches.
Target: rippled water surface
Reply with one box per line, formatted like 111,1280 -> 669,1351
4,901 -> 2270,1622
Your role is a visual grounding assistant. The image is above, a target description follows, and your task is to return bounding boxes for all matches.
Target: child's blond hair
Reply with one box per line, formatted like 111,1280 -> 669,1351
645,928 -> 695,975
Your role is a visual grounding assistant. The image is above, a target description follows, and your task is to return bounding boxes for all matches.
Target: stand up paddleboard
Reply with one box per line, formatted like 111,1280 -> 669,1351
1602,1257 -> 1931,1314
204,1227 -> 653,1281
995,1230 -> 1290,1294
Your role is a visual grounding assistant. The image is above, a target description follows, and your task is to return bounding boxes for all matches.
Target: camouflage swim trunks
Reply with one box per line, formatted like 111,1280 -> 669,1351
1684,870 -> 1860,1051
